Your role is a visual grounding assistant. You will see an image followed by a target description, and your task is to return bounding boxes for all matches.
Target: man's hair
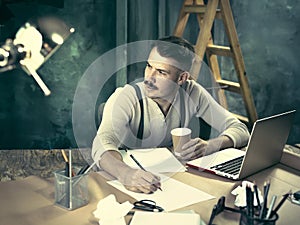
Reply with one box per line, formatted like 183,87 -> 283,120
152,36 -> 195,72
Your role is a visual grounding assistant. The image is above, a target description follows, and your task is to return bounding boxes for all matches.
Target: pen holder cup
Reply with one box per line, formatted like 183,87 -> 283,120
54,168 -> 89,210
239,210 -> 279,225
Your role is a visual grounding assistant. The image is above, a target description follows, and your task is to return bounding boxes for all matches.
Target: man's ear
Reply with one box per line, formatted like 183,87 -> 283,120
177,71 -> 189,85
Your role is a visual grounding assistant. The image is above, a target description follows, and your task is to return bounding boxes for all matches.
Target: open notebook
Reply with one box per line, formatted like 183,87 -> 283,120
187,110 -> 296,180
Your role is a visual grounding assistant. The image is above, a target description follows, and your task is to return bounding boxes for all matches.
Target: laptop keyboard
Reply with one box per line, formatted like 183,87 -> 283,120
210,156 -> 244,175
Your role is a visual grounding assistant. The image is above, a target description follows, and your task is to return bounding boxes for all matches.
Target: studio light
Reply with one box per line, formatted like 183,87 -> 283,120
0,16 -> 74,96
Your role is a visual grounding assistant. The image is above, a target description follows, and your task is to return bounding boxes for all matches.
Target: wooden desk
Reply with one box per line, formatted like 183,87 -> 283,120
0,163 -> 299,225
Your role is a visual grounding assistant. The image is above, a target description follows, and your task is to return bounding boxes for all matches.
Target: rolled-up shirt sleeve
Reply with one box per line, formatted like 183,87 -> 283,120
92,85 -> 139,165
219,116 -> 250,148
188,81 -> 250,148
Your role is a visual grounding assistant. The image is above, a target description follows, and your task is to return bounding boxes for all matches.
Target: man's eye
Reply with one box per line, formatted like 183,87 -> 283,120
146,63 -> 152,68
158,70 -> 167,75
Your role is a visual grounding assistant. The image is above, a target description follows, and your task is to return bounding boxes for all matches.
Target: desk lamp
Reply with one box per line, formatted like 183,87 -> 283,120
0,16 -> 74,96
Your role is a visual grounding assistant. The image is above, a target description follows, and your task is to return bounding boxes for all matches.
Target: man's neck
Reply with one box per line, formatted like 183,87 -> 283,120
151,88 -> 179,116
153,98 -> 172,116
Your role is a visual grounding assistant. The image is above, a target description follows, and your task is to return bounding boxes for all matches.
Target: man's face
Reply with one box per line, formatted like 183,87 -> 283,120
144,47 -> 183,101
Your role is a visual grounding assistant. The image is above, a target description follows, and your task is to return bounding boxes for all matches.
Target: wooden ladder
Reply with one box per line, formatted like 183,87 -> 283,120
173,0 -> 257,127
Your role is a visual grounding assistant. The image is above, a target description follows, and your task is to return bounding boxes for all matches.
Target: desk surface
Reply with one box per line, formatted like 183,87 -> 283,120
0,163 -> 299,225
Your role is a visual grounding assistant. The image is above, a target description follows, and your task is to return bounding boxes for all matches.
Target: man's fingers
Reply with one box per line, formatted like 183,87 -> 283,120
180,138 -> 208,158
182,138 -> 199,149
126,170 -> 161,193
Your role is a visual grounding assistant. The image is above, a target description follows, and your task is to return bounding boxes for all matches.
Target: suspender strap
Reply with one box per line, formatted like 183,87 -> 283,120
179,84 -> 186,127
132,84 -> 144,140
132,83 -> 186,142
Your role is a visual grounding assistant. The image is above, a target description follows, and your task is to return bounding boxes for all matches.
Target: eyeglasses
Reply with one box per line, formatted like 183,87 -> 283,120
208,196 -> 241,225
133,199 -> 164,212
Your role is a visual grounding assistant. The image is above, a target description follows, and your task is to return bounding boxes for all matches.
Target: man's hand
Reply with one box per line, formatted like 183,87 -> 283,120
99,150 -> 161,194
178,138 -> 210,161
119,168 -> 161,194
178,136 -> 234,161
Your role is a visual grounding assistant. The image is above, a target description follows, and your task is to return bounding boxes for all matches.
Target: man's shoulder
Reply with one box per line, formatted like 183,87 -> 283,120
112,82 -> 138,93
184,79 -> 206,93
108,82 -> 143,102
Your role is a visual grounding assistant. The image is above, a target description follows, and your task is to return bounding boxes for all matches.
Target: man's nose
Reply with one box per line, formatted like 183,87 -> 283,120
146,68 -> 157,81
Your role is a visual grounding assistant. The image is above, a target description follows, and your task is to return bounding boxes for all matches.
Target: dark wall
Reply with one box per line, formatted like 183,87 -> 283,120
0,0 -> 299,150
0,0 -> 116,149
227,0 -> 300,144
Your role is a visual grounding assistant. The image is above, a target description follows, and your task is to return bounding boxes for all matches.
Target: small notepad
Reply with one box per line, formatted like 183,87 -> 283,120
129,211 -> 201,225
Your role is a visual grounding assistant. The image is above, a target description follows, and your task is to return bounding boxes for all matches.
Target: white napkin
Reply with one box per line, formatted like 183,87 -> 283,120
93,194 -> 134,225
231,181 -> 264,207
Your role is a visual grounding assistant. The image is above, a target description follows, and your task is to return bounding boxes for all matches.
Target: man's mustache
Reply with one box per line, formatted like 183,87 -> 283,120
144,80 -> 158,90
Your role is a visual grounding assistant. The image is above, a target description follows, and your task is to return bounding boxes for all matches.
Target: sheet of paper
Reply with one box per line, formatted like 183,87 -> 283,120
121,147 -> 186,173
106,174 -> 215,212
129,211 -> 201,225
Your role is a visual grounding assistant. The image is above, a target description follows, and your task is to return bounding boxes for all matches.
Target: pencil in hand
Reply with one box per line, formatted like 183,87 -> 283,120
125,149 -> 162,191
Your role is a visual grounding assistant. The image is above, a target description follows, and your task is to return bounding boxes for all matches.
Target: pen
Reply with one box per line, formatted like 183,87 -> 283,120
271,192 -> 290,217
259,181 -> 270,219
265,195 -> 277,219
253,182 -> 261,209
249,186 -> 254,217
246,184 -> 254,217
73,161 -> 97,187
77,164 -> 89,175
82,161 -> 97,175
124,149 -> 162,191
65,162 -> 69,176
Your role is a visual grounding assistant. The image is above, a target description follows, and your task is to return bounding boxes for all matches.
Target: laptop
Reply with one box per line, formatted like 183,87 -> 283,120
186,110 -> 296,180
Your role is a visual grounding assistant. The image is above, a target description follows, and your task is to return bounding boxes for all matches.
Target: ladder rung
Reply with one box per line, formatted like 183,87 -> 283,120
207,44 -> 233,57
184,5 -> 206,13
216,79 -> 241,93
232,113 -> 249,124
183,6 -> 222,18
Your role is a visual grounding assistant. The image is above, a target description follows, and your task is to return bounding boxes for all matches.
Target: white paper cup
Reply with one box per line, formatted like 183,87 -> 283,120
171,128 -> 191,156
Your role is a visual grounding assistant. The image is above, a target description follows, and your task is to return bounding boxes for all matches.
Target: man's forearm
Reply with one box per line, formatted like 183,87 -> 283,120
207,135 -> 234,154
99,150 -> 132,180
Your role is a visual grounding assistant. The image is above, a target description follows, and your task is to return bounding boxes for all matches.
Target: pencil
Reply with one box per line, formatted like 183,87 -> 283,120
61,150 -> 75,177
129,153 -> 146,171
265,195 -> 277,219
61,150 -> 68,162
125,149 -> 162,191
